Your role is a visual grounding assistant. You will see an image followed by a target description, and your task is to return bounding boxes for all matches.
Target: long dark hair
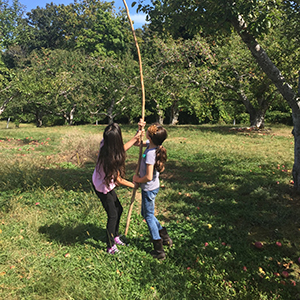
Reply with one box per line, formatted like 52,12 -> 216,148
148,123 -> 168,172
96,123 -> 126,187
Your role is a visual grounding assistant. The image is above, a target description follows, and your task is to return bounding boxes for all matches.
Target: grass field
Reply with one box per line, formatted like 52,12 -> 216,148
0,122 -> 300,299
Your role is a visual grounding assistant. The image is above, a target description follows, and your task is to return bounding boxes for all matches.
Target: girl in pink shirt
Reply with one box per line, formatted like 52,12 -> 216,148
93,122 -> 144,254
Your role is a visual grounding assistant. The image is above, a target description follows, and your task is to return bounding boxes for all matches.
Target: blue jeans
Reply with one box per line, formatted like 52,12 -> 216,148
141,188 -> 163,240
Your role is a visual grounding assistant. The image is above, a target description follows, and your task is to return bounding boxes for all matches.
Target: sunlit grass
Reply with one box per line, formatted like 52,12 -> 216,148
0,123 -> 299,299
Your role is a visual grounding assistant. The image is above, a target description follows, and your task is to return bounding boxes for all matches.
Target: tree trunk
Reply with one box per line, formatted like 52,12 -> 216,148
231,16 -> 298,111
221,79 -> 268,129
69,105 -> 76,125
169,101 -> 179,125
107,114 -> 114,125
6,117 -> 10,129
237,90 -> 267,128
293,74 -> 300,191
246,99 -> 267,128
292,111 -> 300,190
153,99 -> 164,124
107,98 -> 115,124
36,112 -> 43,127
169,97 -> 179,125
231,15 -> 300,191
170,108 -> 179,125
157,112 -> 164,125
249,109 -> 265,128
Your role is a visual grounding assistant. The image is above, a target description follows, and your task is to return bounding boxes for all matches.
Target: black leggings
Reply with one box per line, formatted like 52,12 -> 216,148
93,185 -> 123,248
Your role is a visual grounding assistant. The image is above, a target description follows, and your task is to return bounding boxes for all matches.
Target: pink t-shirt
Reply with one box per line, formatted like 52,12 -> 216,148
92,166 -> 115,194
92,140 -> 116,194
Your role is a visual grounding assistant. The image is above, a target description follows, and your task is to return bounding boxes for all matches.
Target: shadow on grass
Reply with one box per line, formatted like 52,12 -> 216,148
166,124 -> 275,136
38,222 -> 107,249
0,164 -> 95,194
115,151 -> 298,297
1,128 -> 299,298
152,151 -> 299,298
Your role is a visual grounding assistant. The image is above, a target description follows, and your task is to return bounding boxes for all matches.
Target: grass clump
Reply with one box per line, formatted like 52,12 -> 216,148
0,122 -> 299,299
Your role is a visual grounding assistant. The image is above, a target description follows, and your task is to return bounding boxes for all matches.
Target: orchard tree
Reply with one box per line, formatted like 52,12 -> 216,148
142,34 -> 217,124
88,54 -> 141,124
20,3 -> 67,51
0,0 -> 24,49
57,0 -> 132,57
0,49 -> 21,117
4,47 -> 142,126
0,0 -> 24,115
41,49 -> 93,125
16,0 -> 132,57
4,48 -> 91,126
215,32 -> 282,128
6,49 -> 61,126
136,0 -> 300,191
0,51 -> 11,94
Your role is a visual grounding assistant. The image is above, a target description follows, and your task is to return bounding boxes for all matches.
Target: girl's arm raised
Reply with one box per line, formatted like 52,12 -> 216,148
124,119 -> 146,151
124,129 -> 144,151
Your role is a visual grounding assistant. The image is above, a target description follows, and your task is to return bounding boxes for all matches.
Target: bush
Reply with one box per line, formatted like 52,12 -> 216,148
265,111 -> 293,125
235,112 -> 249,125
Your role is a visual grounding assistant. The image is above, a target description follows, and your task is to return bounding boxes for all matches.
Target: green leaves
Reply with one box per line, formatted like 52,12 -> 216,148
2,47 -> 142,125
142,34 -> 217,124
0,0 -> 25,49
13,0 -> 131,57
137,0 -> 291,38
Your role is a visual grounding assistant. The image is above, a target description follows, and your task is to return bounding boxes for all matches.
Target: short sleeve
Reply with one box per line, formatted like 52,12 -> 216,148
145,149 -> 156,165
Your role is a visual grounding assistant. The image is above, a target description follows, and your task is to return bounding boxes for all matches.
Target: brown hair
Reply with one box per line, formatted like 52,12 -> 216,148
96,123 -> 126,187
148,124 -> 167,172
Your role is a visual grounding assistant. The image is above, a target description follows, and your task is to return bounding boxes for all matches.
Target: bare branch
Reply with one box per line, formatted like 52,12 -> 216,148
0,84 -> 12,93
0,92 -> 19,115
219,80 -> 237,92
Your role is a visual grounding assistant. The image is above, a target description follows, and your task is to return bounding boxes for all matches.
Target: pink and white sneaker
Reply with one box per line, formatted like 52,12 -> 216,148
107,244 -> 119,254
114,236 -> 126,246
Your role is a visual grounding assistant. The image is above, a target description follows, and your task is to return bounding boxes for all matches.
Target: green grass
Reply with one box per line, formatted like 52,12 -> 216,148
1,122 -> 300,299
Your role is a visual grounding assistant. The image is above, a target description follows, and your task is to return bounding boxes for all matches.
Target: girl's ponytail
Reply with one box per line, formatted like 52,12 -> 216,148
148,123 -> 168,172
155,145 -> 167,172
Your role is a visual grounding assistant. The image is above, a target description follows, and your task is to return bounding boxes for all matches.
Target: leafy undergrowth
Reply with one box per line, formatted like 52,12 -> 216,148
0,123 -> 300,299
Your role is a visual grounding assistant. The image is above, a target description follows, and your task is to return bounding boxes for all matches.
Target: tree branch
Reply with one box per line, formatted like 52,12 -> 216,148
0,92 -> 19,115
230,14 -> 298,111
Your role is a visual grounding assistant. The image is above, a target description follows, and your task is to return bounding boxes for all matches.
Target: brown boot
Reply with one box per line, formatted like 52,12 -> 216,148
159,227 -> 173,247
150,239 -> 166,260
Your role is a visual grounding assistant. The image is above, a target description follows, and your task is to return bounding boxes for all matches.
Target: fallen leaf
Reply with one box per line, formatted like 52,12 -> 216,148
282,271 -> 289,278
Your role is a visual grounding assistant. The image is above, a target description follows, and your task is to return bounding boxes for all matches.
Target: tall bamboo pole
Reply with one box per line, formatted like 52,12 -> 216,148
122,0 -> 146,235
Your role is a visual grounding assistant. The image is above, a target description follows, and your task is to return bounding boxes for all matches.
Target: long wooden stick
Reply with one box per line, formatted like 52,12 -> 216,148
122,0 -> 146,235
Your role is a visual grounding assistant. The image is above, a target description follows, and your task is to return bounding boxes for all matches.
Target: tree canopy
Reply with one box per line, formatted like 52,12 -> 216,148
135,0 -> 300,189
0,0 -> 298,128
